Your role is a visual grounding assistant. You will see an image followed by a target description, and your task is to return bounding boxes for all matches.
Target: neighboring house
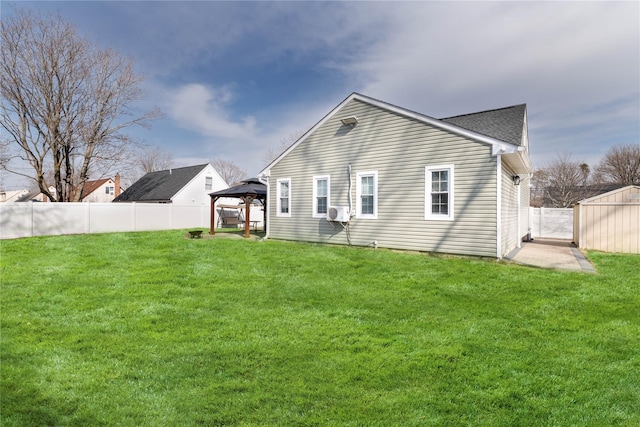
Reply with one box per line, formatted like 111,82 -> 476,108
15,186 -> 57,202
540,183 -> 626,208
260,93 -> 532,259
114,164 -> 228,205
79,175 -> 122,203
0,189 -> 29,203
573,185 -> 640,254
11,177 -> 121,203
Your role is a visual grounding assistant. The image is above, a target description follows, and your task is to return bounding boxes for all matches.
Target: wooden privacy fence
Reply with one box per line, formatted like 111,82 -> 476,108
0,203 -> 210,240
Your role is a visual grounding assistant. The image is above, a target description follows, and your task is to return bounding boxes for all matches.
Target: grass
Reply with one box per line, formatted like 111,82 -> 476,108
1,230 -> 638,426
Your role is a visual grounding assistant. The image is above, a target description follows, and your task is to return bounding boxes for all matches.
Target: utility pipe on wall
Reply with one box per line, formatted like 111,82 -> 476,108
348,163 -> 353,217
258,174 -> 270,241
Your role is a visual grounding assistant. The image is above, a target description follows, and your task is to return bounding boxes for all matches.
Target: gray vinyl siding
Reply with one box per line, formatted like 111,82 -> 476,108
519,175 -> 531,240
268,99 -> 499,257
501,163 -> 519,257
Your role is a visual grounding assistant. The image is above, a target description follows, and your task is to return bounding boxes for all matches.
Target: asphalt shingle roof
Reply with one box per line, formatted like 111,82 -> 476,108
440,104 -> 526,146
80,178 -> 110,199
114,164 -> 208,202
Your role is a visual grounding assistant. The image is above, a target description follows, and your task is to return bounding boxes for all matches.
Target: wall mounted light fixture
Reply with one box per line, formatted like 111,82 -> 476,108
512,175 -> 521,185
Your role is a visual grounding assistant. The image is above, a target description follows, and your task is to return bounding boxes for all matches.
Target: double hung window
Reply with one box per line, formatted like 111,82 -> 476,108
277,178 -> 291,217
425,165 -> 454,221
356,171 -> 378,219
313,175 -> 330,218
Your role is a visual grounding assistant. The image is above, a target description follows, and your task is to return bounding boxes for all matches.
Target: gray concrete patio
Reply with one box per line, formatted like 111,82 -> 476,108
506,238 -> 596,273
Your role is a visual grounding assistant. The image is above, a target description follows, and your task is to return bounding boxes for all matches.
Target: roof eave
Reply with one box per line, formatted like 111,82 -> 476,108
502,148 -> 533,175
577,185 -> 640,204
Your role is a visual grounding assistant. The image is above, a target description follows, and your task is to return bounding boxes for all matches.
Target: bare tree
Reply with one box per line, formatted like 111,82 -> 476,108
115,145 -> 175,187
595,144 -> 640,185
529,169 -> 548,207
542,154 -> 592,208
579,163 -> 590,186
263,130 -> 307,166
0,9 -> 160,201
210,158 -> 247,185
136,146 -> 174,174
0,139 -> 9,170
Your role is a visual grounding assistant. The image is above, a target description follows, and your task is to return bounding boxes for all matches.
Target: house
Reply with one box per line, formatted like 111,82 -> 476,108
0,189 -> 29,203
539,183 -> 626,208
113,164 -> 228,205
11,177 -> 121,203
15,186 -> 57,202
260,93 -> 532,258
573,185 -> 639,253
79,175 -> 122,202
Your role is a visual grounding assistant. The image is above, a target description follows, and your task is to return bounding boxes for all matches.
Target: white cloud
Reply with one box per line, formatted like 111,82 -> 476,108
166,83 -> 257,141
343,2 -> 638,116
43,1 -> 638,175
156,82 -> 338,175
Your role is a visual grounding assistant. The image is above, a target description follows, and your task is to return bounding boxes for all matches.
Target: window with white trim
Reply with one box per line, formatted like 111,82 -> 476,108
277,178 -> 291,217
356,171 -> 378,219
425,165 -> 454,221
105,186 -> 114,195
313,175 -> 330,218
205,176 -> 213,191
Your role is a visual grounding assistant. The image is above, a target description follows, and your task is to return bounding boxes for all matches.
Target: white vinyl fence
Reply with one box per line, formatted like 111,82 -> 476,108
529,207 -> 573,240
0,203 -> 211,240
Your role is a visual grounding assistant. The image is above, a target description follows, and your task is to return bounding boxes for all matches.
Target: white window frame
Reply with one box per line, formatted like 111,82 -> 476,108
105,186 -> 114,195
425,164 -> 454,221
205,176 -> 213,191
356,171 -> 378,219
276,178 -> 292,217
312,175 -> 330,218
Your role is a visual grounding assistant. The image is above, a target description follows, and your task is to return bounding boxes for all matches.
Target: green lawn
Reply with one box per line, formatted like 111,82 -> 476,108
1,230 -> 638,426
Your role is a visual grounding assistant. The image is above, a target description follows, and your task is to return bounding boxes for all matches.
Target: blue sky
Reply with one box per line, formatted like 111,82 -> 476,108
2,1 -> 639,187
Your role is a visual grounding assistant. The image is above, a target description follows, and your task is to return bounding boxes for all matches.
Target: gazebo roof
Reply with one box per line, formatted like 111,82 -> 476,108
209,178 -> 266,199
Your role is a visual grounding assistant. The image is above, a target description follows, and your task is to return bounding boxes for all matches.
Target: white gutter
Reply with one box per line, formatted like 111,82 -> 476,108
258,173 -> 270,241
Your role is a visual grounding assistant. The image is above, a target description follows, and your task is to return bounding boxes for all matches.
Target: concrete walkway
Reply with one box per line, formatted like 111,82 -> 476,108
506,239 -> 596,273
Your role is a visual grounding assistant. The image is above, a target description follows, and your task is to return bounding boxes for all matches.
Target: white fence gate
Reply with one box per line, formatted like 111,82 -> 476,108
0,203 -> 211,240
529,207 -> 573,240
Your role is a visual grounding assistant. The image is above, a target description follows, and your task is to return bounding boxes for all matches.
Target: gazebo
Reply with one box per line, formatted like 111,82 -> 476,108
208,178 -> 267,238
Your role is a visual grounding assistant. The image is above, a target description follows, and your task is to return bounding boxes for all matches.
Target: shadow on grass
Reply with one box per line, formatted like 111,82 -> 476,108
0,343 -> 99,426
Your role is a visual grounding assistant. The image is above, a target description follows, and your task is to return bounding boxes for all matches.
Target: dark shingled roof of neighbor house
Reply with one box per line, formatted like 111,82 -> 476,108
440,104 -> 526,146
114,164 -> 208,203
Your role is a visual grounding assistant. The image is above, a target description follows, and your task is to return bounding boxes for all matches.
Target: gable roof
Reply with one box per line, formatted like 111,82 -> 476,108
15,191 -> 41,202
114,164 -> 209,203
81,178 -> 111,198
440,104 -> 526,147
576,184 -> 640,204
261,92 -> 530,175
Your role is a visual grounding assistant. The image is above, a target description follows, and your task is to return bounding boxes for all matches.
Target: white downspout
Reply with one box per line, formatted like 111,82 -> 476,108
496,154 -> 503,259
258,174 -> 270,241
516,181 -> 521,249
348,163 -> 353,217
